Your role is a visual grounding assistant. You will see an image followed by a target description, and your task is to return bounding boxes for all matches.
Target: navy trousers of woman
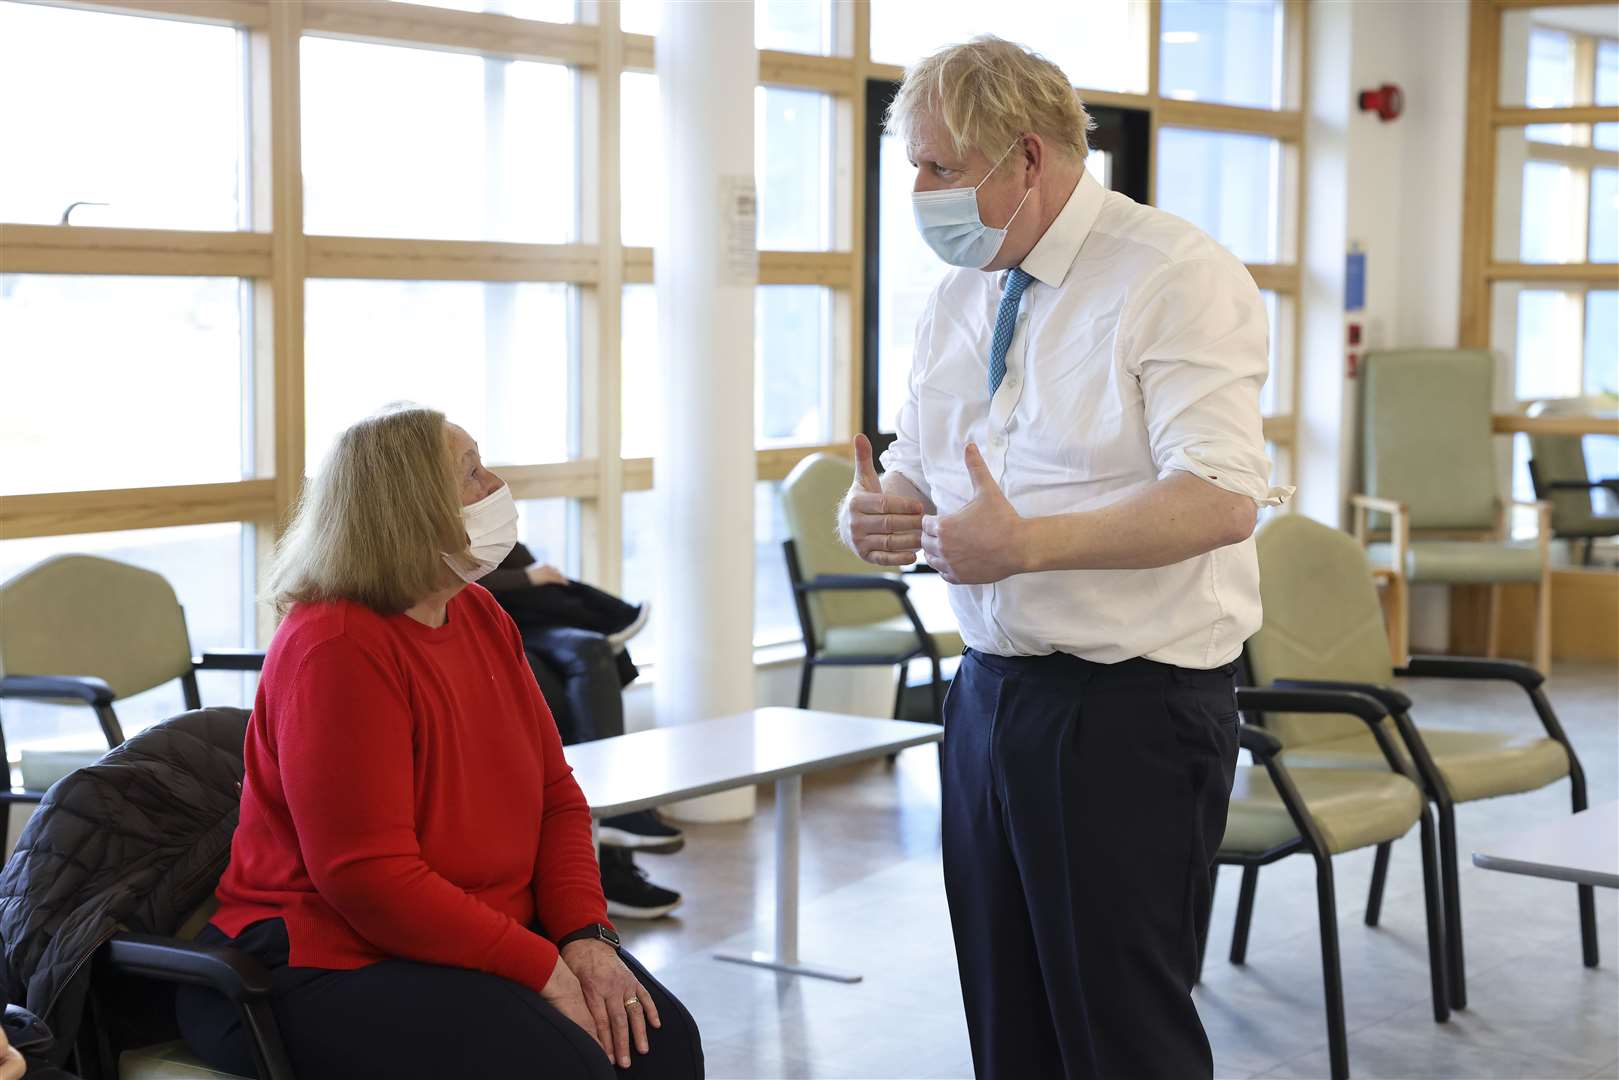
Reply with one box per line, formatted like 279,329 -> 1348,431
177,919 -> 703,1080
940,649 -> 1239,1080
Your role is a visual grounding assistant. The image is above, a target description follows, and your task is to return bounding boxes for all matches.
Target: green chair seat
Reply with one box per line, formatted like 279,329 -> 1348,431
120,1040 -> 249,1079
1366,539 -> 1544,585
1222,766 -> 1424,856
1280,726 -> 1569,804
821,618 -> 963,660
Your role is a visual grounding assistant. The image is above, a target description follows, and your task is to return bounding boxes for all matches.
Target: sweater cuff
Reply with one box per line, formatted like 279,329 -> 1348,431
504,922 -> 562,995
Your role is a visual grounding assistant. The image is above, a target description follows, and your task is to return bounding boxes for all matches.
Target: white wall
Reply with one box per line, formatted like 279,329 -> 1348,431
1299,0 -> 1471,650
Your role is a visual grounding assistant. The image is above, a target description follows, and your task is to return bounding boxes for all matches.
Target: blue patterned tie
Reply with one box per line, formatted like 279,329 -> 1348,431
988,267 -> 1034,397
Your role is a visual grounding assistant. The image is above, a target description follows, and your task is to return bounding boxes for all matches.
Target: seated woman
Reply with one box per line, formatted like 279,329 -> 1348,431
177,406 -> 703,1080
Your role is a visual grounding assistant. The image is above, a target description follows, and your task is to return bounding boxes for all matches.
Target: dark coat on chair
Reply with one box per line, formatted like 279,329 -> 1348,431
0,708 -> 247,1065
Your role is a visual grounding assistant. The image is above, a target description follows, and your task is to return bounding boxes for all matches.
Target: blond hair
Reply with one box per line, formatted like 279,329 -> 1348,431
268,405 -> 465,616
886,35 -> 1093,168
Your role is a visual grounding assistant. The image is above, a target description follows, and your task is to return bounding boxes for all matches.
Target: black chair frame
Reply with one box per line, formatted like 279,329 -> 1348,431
1527,457 -> 1619,565
1255,655 -> 1597,1011
71,932 -> 296,1080
1199,687 -> 1449,1080
783,539 -> 946,723
0,650 -> 265,804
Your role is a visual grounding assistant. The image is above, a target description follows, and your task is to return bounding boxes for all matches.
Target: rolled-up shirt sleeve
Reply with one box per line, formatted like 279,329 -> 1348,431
878,288 -> 937,503
1122,256 -> 1294,507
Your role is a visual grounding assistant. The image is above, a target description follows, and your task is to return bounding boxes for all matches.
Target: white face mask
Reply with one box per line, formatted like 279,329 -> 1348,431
911,140 -> 1033,269
443,483 -> 518,584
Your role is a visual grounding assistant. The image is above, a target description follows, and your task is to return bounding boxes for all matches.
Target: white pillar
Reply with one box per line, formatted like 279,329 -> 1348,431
655,0 -> 758,822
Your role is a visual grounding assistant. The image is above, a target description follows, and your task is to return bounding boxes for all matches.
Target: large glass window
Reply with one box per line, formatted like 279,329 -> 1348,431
1586,289 -> 1618,394
1155,128 -> 1281,263
304,280 -> 574,470
386,0 -> 573,19
757,0 -> 834,55
0,275 -> 248,495
621,284 -> 660,458
301,38 -> 574,243
515,497 -> 576,578
0,523 -> 254,754
0,3 -> 243,230
1500,6 -> 1619,107
620,480 -> 797,666
620,77 -> 833,251
1513,289 -> 1586,400
756,87 -> 834,251
869,0 -> 1147,94
1494,124 -> 1618,263
620,72 -> 661,249
1158,0 -> 1284,109
875,126 -> 946,433
619,284 -> 831,455
757,286 -> 832,447
619,0 -> 836,52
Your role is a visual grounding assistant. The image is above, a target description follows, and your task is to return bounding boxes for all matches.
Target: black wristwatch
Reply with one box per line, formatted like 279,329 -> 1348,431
557,923 -> 620,951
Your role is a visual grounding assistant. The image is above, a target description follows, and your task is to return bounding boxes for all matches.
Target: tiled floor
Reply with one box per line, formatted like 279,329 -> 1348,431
615,662 -> 1619,1080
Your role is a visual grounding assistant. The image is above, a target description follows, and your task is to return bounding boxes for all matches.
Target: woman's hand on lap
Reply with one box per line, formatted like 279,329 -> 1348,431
540,956 -> 609,1061
562,939 -> 661,1069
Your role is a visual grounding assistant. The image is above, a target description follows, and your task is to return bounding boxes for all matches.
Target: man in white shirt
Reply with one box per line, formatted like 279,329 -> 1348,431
840,37 -> 1290,1080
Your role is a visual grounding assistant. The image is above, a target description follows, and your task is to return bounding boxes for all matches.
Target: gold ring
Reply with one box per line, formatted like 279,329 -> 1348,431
625,996 -> 641,1008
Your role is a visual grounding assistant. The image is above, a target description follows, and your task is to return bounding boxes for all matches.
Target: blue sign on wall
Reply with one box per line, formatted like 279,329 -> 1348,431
1346,250 -> 1366,312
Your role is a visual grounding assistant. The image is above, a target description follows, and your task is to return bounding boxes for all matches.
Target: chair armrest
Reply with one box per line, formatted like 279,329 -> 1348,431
1238,724 -> 1283,761
105,933 -> 274,1001
1349,494 -> 1407,515
802,574 -> 909,594
0,675 -> 114,706
194,649 -> 268,672
1235,686 -> 1388,724
1396,655 -> 1544,690
1544,479 -> 1613,492
1273,678 -> 1412,714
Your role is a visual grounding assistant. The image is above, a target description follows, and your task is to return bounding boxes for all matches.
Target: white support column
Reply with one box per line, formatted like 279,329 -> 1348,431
655,0 -> 758,822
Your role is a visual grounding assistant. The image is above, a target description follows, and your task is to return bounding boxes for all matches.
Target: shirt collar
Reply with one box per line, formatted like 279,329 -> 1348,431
1015,169 -> 1105,289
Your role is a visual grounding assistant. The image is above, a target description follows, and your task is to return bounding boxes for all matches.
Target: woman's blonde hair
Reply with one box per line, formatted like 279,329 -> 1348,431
267,405 -> 466,616
886,35 -> 1094,168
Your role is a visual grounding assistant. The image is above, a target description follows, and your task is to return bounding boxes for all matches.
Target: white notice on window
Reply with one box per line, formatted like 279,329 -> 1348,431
721,175 -> 758,285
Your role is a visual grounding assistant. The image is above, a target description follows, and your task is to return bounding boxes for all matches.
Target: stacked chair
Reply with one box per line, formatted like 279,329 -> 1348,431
1204,514 -> 1597,1080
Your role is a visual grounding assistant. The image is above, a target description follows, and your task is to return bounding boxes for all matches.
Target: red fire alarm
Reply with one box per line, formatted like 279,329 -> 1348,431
1359,83 -> 1404,122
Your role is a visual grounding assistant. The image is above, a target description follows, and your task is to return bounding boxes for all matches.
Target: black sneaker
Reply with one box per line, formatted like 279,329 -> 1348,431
601,849 -> 683,920
598,810 -> 685,854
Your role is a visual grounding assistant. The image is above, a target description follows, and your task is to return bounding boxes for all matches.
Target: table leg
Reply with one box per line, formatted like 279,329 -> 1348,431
714,774 -> 861,982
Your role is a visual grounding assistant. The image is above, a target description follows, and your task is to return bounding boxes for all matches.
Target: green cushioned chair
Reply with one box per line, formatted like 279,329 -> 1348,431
779,453 -> 961,722
1207,694 -> 1446,1080
0,555 -> 264,803
1240,513 -> 1597,1016
1526,397 -> 1619,566
1353,348 -> 1552,671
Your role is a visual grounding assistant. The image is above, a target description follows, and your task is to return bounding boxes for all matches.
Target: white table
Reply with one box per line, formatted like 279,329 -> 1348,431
1472,802 -> 1619,889
563,707 -> 943,982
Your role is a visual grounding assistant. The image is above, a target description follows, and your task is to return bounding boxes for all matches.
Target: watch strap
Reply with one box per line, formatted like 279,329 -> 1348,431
557,922 -> 619,951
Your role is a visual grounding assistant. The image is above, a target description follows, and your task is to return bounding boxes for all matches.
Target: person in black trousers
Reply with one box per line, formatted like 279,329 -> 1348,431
847,38 -> 1290,1080
485,543 -> 683,920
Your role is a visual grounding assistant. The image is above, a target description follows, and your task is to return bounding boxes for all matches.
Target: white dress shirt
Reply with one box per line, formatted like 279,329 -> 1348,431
882,171 -> 1292,669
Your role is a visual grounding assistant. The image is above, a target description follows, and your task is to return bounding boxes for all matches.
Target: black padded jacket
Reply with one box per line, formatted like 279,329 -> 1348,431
0,707 -> 247,1062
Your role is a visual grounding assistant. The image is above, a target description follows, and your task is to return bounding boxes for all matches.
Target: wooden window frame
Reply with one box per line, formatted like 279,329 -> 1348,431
2,0 -> 1310,639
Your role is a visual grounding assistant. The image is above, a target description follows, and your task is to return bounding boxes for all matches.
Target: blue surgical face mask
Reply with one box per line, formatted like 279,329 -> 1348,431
911,141 -> 1032,269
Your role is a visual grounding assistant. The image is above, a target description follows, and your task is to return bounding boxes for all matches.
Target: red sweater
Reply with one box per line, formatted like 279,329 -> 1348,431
212,584 -> 608,994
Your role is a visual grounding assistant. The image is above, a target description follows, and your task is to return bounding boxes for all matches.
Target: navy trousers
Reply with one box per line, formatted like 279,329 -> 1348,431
940,649 -> 1240,1080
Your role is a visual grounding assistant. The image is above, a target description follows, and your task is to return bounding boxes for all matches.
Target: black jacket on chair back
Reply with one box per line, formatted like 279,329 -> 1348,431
0,707 -> 247,1058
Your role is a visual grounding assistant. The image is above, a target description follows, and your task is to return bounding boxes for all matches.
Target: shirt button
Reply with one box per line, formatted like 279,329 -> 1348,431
992,434 -> 1006,447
